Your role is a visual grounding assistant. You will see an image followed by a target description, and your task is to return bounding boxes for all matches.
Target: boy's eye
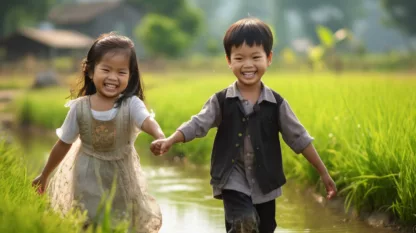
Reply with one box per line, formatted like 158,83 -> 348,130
101,69 -> 109,72
253,56 -> 261,59
234,57 -> 242,60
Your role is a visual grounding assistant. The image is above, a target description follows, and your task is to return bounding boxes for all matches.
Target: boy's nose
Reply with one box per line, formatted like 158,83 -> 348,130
243,60 -> 254,67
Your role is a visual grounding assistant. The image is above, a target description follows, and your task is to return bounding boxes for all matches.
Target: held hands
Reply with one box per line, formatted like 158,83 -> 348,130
321,173 -> 337,200
32,174 -> 48,195
150,138 -> 173,156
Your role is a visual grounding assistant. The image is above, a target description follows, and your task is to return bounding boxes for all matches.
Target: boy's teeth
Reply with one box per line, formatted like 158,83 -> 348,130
243,72 -> 255,77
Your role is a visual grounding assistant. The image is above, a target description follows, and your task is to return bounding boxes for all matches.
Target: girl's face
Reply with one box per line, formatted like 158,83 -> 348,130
91,49 -> 130,100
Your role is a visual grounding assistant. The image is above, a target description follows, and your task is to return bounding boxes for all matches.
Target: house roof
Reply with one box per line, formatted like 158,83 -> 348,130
3,28 -> 94,49
49,1 -> 122,25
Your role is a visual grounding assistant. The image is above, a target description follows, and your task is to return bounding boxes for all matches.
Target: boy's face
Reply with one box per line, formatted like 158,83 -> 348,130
227,42 -> 272,87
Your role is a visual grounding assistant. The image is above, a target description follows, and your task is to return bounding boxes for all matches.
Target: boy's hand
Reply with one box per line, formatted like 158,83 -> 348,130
32,174 -> 48,195
321,173 -> 337,200
150,139 -> 172,156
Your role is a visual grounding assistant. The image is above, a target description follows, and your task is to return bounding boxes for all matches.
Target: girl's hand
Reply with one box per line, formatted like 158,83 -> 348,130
150,139 -> 172,156
321,173 -> 337,200
32,174 -> 48,195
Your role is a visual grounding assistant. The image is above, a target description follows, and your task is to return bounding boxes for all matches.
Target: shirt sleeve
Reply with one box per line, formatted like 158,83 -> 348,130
177,94 -> 222,142
130,96 -> 151,130
56,101 -> 80,144
278,99 -> 314,154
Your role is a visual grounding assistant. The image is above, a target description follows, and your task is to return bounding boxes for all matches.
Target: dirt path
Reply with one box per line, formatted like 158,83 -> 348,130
0,89 -> 21,129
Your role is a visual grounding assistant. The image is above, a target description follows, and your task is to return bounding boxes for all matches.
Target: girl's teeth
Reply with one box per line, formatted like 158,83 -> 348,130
105,84 -> 116,89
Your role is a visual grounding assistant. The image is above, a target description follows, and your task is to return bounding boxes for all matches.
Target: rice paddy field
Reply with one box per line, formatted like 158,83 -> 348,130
4,71 -> 416,231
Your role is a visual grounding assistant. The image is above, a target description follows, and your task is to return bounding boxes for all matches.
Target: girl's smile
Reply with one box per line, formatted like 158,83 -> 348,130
92,50 -> 130,100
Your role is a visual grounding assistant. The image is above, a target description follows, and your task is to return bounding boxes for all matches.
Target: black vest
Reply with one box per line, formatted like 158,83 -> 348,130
210,88 -> 286,194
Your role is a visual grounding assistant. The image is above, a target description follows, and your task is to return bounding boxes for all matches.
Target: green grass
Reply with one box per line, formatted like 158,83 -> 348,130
0,138 -> 133,233
14,87 -> 70,128
0,140 -> 82,233
13,71 -> 416,225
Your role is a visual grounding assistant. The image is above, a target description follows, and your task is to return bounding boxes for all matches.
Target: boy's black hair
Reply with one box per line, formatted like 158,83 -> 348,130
73,32 -> 144,107
223,17 -> 273,60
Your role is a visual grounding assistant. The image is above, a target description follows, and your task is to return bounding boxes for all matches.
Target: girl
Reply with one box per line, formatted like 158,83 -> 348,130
32,32 -> 164,232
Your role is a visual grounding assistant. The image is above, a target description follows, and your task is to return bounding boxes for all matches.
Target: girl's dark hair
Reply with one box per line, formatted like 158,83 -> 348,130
72,32 -> 144,107
223,17 -> 273,60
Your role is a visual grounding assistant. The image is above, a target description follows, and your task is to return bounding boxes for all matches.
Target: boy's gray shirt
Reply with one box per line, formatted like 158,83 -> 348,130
178,81 -> 313,204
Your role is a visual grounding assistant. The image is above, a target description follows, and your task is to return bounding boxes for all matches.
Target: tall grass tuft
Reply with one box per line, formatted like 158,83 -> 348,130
0,138 -> 131,233
0,140 -> 83,233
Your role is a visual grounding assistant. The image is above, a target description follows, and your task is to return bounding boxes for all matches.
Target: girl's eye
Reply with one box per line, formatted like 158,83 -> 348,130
119,72 -> 127,75
102,69 -> 109,72
253,56 -> 261,59
235,57 -> 242,60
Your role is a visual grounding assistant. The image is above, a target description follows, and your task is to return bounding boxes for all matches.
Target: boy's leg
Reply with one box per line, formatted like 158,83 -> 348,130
222,189 -> 260,233
254,199 -> 276,233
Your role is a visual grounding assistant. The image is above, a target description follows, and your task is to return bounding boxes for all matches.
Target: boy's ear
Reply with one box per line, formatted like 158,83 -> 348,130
225,54 -> 231,67
267,51 -> 273,66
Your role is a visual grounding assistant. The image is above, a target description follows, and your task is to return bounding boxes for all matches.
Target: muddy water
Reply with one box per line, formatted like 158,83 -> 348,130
10,129 -> 396,233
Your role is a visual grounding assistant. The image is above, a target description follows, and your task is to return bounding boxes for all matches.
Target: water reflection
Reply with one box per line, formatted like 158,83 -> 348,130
10,129 -> 396,233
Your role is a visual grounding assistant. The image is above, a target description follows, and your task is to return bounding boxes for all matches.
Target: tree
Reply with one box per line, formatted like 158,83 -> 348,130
127,0 -> 202,38
135,14 -> 188,58
128,0 -> 202,56
381,0 -> 416,36
173,5 -> 203,38
0,0 -> 54,37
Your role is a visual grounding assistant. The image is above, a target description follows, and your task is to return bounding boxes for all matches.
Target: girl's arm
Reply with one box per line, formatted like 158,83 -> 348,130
141,116 -> 165,140
32,139 -> 72,194
40,139 -> 72,178
131,97 -> 165,140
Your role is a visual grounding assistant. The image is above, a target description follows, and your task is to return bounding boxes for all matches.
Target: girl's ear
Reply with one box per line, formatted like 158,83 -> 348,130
88,69 -> 94,79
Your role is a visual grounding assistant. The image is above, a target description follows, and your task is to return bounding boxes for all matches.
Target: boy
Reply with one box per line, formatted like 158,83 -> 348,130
151,17 -> 337,233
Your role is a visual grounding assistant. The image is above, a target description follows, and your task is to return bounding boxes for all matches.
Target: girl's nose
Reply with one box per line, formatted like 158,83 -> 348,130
108,72 -> 118,80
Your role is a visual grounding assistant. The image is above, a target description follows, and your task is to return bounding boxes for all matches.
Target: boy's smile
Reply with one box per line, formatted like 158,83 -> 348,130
227,42 -> 272,87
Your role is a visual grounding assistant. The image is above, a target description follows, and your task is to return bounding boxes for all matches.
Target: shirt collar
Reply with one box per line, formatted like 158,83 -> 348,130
225,81 -> 276,104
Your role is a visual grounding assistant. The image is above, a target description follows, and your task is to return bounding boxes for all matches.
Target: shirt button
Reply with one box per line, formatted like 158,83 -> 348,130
242,118 -> 246,122
238,133 -> 242,137
235,143 -> 239,147
232,159 -> 235,163
248,166 -> 252,170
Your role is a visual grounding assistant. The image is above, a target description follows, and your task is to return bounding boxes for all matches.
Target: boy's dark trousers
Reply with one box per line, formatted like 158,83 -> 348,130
222,189 -> 277,233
